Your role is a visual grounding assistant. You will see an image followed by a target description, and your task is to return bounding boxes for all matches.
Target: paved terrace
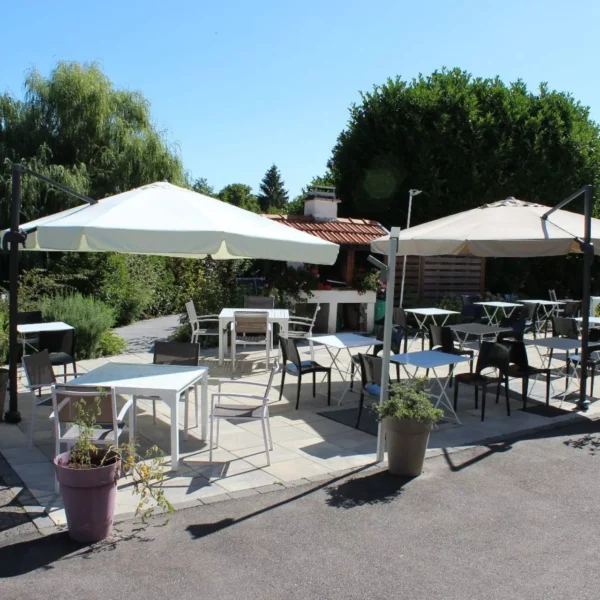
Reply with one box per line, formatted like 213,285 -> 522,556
2,331 -> 599,530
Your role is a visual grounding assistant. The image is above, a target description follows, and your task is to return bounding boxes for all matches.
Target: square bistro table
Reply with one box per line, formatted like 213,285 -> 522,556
474,301 -> 523,325
307,333 -> 381,403
70,362 -> 209,470
404,308 -> 460,350
449,323 -> 513,350
17,321 -> 74,354
390,350 -> 472,423
218,308 -> 290,365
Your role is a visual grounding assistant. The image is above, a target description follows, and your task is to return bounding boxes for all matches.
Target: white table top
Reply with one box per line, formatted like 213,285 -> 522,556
17,321 -> 73,334
307,333 -> 381,349
575,317 -> 600,325
520,300 -> 565,305
526,337 -> 582,351
70,362 -> 208,394
404,308 -> 460,316
474,301 -> 523,308
391,350 -> 472,369
219,308 -> 289,320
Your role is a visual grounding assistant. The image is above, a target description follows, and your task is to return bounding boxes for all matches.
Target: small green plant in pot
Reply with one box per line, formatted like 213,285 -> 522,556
53,394 -> 173,543
372,378 -> 443,477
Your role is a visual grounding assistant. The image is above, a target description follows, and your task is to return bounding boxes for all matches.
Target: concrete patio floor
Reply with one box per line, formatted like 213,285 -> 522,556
2,333 -> 599,530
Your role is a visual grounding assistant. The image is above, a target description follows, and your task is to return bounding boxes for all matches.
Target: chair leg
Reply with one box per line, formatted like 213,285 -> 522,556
261,417 -> 271,466
296,375 -> 302,410
279,370 -> 286,401
312,371 -> 316,398
327,370 -> 331,406
356,392 -> 365,428
453,380 -> 459,411
481,386 -> 487,421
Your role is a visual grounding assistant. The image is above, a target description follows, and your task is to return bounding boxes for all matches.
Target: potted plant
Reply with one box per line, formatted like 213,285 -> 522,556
54,396 -> 173,543
373,378 -> 443,477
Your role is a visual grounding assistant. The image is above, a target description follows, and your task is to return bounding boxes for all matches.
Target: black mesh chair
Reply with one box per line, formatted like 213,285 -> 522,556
506,341 -> 551,409
453,341 -> 511,421
279,336 -> 331,409
393,307 -> 422,352
141,341 -> 200,425
427,325 -> 474,386
38,329 -> 77,382
356,353 -> 387,429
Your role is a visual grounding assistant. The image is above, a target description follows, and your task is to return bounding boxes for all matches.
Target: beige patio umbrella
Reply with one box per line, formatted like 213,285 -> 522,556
370,198 -> 600,257
369,191 -> 597,461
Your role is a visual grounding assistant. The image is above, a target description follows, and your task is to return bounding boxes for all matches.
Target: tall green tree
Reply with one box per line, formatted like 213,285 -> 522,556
329,68 -> 600,296
257,164 -> 289,212
219,183 -> 260,213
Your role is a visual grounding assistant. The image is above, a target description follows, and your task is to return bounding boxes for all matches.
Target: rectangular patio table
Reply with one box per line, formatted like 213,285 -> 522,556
449,323 -> 513,350
307,333 -> 381,404
390,350 -> 472,424
404,308 -> 460,350
474,301 -> 523,325
17,321 -> 74,353
70,362 -> 209,471
218,308 -> 290,365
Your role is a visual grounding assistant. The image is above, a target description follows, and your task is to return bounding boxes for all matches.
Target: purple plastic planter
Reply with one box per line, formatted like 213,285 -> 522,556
54,450 -> 121,543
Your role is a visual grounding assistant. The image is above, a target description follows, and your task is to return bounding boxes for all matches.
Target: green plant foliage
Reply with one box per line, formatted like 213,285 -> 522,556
329,68 -> 600,297
257,164 -> 289,212
38,293 -> 115,359
372,378 -> 444,424
219,183 -> 260,213
97,331 -> 128,356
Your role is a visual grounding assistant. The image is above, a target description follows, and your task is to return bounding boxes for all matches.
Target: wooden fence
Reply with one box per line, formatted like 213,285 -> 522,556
394,255 -> 484,305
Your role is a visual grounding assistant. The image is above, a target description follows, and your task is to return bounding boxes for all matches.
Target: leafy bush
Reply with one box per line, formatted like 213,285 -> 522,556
97,331 -> 128,356
372,378 -> 444,424
38,293 -> 115,359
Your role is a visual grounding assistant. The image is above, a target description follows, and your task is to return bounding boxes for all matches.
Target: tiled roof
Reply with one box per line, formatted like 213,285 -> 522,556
264,214 -> 388,246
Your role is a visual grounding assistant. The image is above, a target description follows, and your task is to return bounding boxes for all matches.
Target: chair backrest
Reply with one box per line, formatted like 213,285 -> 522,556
393,307 -> 407,328
562,300 -> 581,318
234,311 -> 268,335
185,300 -> 198,324
552,316 -> 579,339
549,289 -> 558,302
279,336 -> 301,368
244,296 -> 274,309
153,341 -> 200,366
507,341 -> 530,371
52,385 -> 117,427
38,328 -> 75,356
22,350 -> 56,390
358,353 -> 384,389
17,311 -> 43,326
475,341 -> 510,376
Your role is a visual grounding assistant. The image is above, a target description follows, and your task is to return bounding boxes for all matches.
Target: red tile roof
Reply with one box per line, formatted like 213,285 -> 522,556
264,214 -> 388,246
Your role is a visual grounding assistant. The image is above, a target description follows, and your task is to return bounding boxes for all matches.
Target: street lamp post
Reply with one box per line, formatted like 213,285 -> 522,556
399,189 -> 422,306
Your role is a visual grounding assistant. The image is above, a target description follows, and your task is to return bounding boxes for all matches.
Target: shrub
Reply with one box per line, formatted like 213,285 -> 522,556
372,378 -> 444,424
38,293 -> 115,359
97,331 -> 128,356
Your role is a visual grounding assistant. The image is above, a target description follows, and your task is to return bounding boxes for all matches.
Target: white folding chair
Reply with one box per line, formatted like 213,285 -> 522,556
287,303 -> 320,360
209,363 -> 278,465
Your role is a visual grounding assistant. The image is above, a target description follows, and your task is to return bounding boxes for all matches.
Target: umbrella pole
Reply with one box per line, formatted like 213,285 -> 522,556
376,227 -> 400,462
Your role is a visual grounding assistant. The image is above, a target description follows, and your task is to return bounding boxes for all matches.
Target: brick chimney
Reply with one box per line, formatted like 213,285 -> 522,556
304,186 -> 340,220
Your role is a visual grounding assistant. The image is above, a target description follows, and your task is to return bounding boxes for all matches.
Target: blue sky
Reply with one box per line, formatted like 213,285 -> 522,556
2,0 -> 599,198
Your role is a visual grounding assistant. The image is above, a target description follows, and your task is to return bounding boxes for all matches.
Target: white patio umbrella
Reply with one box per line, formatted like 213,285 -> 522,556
370,193 -> 597,461
3,181 -> 339,264
371,197 -> 600,257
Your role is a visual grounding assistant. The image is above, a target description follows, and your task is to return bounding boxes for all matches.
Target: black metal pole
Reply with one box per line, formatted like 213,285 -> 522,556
577,184 -> 594,410
5,164 -> 25,423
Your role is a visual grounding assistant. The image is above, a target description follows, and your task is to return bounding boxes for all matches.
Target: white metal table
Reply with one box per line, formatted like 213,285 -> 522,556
70,362 -> 209,470
474,301 -> 522,325
390,350 -> 472,424
17,321 -> 74,354
218,308 -> 290,365
404,308 -> 460,350
307,333 -> 381,403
